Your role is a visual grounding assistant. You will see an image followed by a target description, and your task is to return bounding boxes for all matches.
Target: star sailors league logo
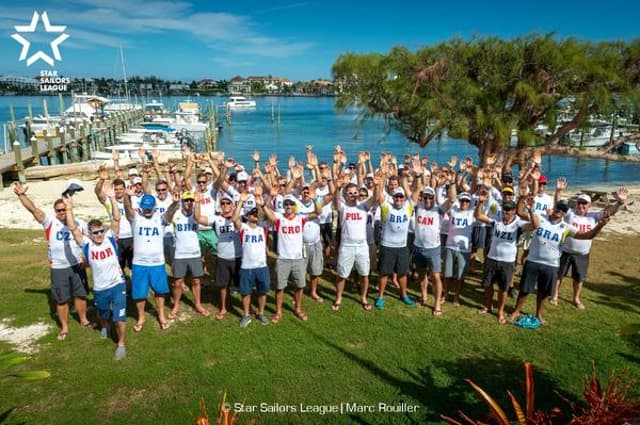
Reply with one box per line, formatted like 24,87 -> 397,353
11,11 -> 70,67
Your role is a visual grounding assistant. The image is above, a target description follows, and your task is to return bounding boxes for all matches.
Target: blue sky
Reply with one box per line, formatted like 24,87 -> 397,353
1,0 -> 639,82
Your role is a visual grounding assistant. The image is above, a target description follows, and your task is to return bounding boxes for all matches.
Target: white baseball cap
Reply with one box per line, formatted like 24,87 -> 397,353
576,193 -> 591,203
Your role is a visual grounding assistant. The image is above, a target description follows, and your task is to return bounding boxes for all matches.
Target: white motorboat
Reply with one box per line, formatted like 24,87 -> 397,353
225,96 -> 256,110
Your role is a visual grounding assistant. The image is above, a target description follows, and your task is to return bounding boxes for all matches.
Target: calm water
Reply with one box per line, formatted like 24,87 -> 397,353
2,95 -> 639,187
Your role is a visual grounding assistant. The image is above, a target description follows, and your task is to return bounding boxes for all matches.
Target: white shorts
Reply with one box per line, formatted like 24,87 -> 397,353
337,244 -> 370,278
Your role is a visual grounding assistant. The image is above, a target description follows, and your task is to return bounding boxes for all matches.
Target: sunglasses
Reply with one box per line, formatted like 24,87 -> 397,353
502,207 -> 514,212
393,195 -> 405,199
459,199 -> 471,203
91,229 -> 105,235
197,181 -> 207,184
220,201 -> 232,205
577,200 -> 589,205
284,202 -> 295,206
157,188 -> 168,192
183,199 -> 195,203
279,184 -> 287,187
55,208 -> 66,213
423,195 -> 434,199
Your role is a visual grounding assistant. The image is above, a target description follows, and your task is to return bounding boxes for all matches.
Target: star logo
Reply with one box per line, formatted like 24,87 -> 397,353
11,11 -> 70,67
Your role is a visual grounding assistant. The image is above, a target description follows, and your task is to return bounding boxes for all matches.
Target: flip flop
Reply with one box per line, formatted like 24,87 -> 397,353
215,311 -> 227,321
57,331 -> 68,341
271,313 -> 282,324
498,316 -> 508,325
331,302 -> 341,312
575,302 -> 585,310
361,302 -> 372,312
159,321 -> 170,331
133,322 -> 144,333
81,321 -> 97,329
196,308 -> 211,317
311,295 -> 325,303
477,307 -> 490,314
168,311 -> 178,320
432,309 -> 443,317
294,310 -> 308,321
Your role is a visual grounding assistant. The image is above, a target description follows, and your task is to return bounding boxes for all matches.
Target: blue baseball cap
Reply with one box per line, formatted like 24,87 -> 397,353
140,194 -> 156,210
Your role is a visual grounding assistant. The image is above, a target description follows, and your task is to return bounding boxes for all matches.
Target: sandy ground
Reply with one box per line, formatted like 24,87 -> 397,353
0,178 -> 637,235
0,319 -> 52,354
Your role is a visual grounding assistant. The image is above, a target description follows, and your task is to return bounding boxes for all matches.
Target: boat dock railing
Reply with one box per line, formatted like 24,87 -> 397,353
0,108 -> 144,187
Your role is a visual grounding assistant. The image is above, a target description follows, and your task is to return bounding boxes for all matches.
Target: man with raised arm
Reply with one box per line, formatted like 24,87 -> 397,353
261,166 -> 322,322
194,188 -> 242,321
14,182 -> 92,341
331,172 -> 381,312
510,200 -> 611,324
95,166 -> 134,280
123,189 -> 180,332
474,190 -> 538,324
64,189 -> 127,360
232,189 -> 271,327
552,181 -> 629,309
164,191 -> 210,319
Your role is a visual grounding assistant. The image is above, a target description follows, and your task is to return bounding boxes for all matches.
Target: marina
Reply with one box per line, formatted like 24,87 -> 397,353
1,96 -> 640,187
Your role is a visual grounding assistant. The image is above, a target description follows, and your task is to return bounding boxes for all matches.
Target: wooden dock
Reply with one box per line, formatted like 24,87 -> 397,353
0,109 -> 144,187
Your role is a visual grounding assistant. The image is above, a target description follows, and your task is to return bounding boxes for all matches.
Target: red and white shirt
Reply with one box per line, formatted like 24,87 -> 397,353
82,230 -> 123,291
274,212 -> 305,259
43,214 -> 87,269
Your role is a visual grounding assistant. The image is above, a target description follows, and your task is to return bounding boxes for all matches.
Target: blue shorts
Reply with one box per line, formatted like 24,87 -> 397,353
414,246 -> 442,273
239,267 -> 271,295
131,264 -> 169,300
94,282 -> 127,322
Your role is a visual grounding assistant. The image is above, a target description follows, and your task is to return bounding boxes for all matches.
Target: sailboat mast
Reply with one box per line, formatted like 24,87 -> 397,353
120,47 -> 130,102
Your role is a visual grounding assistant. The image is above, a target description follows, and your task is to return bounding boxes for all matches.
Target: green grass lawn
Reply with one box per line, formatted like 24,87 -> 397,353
1,229 -> 639,425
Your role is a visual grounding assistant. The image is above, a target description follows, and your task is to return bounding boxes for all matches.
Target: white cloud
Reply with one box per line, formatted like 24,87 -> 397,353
0,1 -> 313,58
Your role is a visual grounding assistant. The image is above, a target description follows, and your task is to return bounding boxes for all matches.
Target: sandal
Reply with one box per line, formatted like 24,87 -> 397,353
331,302 -> 341,312
57,331 -> 68,341
361,302 -> 372,312
81,321 -> 97,329
498,316 -> 508,325
168,311 -> 178,320
133,322 -> 144,333
294,310 -> 308,321
215,311 -> 227,321
196,308 -> 211,317
477,307 -> 490,314
311,295 -> 325,303
271,313 -> 282,324
432,309 -> 443,317
159,321 -> 170,331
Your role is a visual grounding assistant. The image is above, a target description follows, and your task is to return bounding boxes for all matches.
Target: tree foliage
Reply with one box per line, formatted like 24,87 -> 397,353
332,34 -> 640,165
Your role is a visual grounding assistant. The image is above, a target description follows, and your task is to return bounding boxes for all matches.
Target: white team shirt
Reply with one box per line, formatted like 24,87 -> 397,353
131,213 -> 168,266
105,198 -> 132,239
316,185 -> 333,225
445,206 -> 475,252
172,209 -> 201,259
527,215 -> 577,267
197,185 -> 217,231
239,223 -> 268,269
487,213 -> 527,262
209,215 -> 241,260
274,212 -> 306,259
43,214 -> 87,269
154,195 -> 174,235
297,199 -> 321,244
379,201 -> 413,248
414,204 -> 442,249
339,202 -> 369,246
562,210 -> 602,255
82,230 -> 123,291
533,193 -> 554,216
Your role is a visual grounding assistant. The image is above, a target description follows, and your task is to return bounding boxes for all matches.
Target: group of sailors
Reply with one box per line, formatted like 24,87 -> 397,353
13,146 -> 629,360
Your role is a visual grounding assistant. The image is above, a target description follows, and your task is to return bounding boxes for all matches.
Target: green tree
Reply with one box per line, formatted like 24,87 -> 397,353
332,34 -> 640,165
